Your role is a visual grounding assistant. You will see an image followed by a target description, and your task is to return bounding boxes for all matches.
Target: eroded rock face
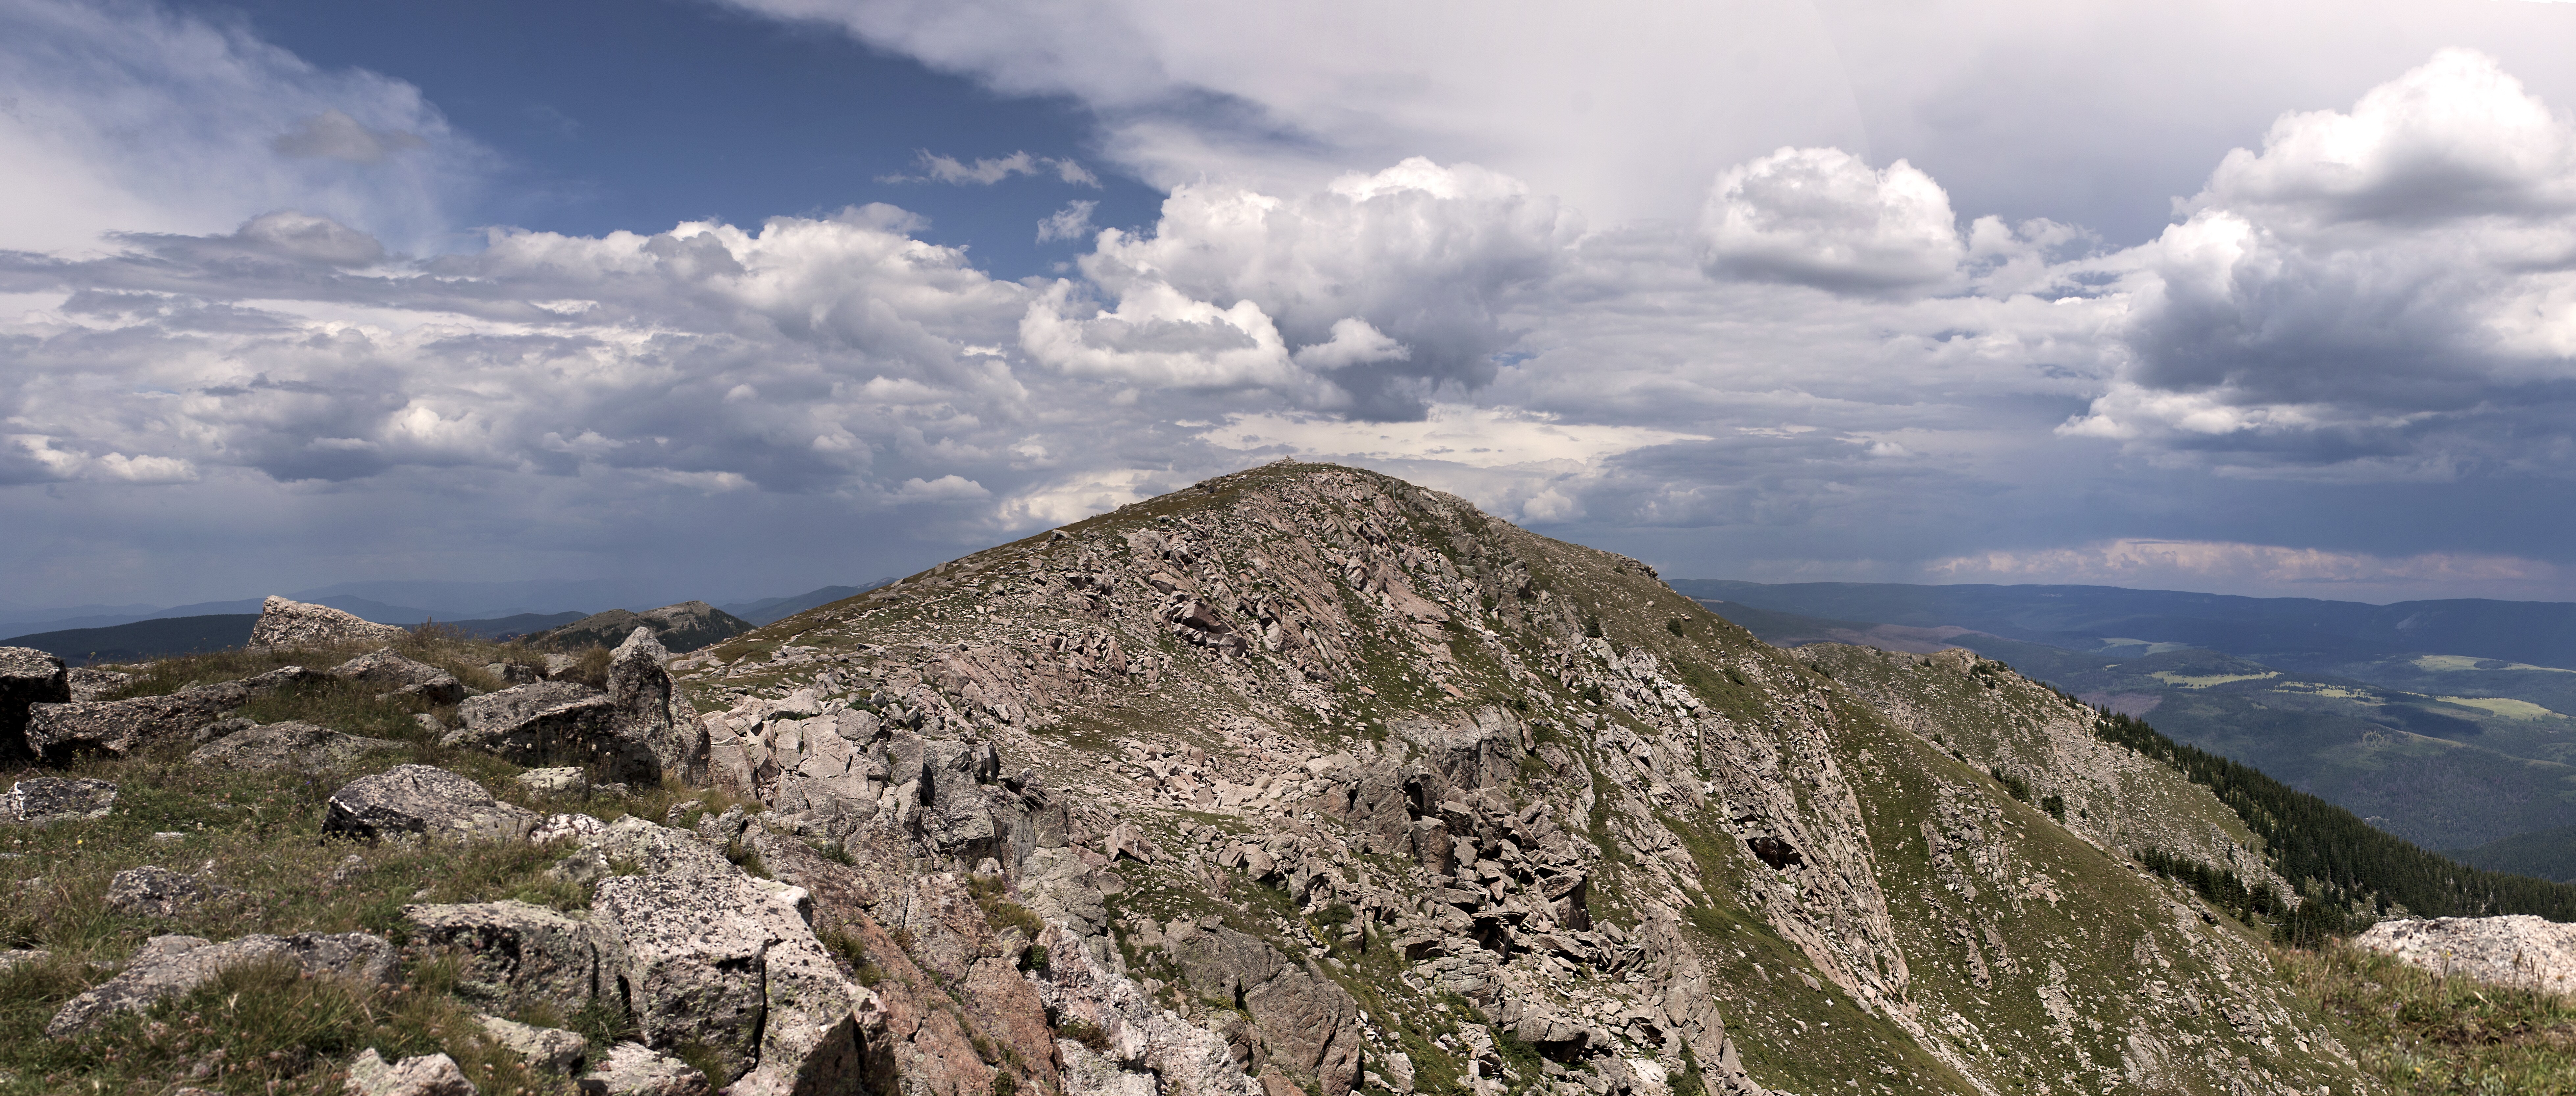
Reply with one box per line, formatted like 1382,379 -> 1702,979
188,720 -> 402,772
335,648 -> 466,704
2354,915 -> 2576,995
1162,923 -> 1365,1095
249,596 -> 407,649
448,681 -> 648,783
6,777 -> 117,824
403,900 -> 602,1007
0,646 -> 68,764
45,931 -> 395,1037
324,765 -> 540,844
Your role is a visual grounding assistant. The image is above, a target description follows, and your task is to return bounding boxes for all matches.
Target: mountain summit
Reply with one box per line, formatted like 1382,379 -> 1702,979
671,461 -> 2363,1096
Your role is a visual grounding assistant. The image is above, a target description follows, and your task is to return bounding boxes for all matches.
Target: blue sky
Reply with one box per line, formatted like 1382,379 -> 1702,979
8,0 -> 2576,612
211,0 -> 1164,277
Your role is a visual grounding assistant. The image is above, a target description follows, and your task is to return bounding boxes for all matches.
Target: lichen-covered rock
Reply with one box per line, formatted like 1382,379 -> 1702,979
334,648 -> 465,704
403,900 -> 602,1006
347,1048 -> 479,1096
105,865 -> 225,918
610,627 -> 706,785
578,1042 -> 711,1095
477,1014 -> 588,1075
447,681 -> 646,783
46,932 -> 394,1037
28,687 -> 241,759
6,777 -> 117,823
247,596 -> 406,649
2354,915 -> 2576,994
0,646 -> 68,764
65,666 -> 134,701
189,720 -> 402,772
324,765 -> 540,844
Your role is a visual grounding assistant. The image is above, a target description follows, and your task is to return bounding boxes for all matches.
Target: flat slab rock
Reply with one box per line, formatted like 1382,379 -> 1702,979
335,648 -> 467,705
325,765 -> 540,843
26,666 -> 319,758
402,899 -> 601,1006
248,596 -> 407,649
2353,914 -> 2576,994
46,931 -> 394,1038
189,720 -> 403,772
105,865 -> 226,918
6,777 -> 117,824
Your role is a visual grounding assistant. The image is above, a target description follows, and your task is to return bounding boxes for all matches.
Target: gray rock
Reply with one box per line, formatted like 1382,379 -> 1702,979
105,865 -> 224,918
246,596 -> 406,650
488,662 -> 544,686
578,1042 -> 712,1095
65,666 -> 134,701
588,839 -> 875,1094
447,682 -> 652,784
6,777 -> 117,823
45,931 -> 394,1037
28,688 -> 239,759
347,1048 -> 479,1096
610,628 -> 704,785
324,765 -> 541,844
0,949 -> 47,972
2354,914 -> 2576,995
335,648 -> 465,705
0,646 -> 69,765
402,900 -> 601,1006
477,1014 -> 588,1075
1163,922 -> 1366,1096
518,767 -> 587,794
188,721 -> 402,772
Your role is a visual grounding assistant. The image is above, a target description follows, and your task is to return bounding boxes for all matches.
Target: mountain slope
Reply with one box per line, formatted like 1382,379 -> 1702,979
671,462 -> 2365,1096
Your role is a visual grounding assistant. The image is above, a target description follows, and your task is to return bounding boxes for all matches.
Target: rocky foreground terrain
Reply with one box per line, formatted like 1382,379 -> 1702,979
1,462 -> 2402,1095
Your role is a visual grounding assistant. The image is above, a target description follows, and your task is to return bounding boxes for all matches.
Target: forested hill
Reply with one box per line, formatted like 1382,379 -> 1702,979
2089,708 -> 2576,925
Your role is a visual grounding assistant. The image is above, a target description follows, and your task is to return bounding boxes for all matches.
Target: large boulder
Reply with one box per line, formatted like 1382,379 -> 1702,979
188,720 -> 402,772
0,646 -> 69,764
25,666 -> 318,759
5,777 -> 116,824
324,765 -> 541,844
447,682 -> 654,784
610,628 -> 704,785
402,900 -> 602,1006
2353,915 -> 2576,994
582,818 -> 879,1095
1162,922 -> 1366,1096
248,596 -> 406,649
45,931 -> 394,1037
334,648 -> 466,705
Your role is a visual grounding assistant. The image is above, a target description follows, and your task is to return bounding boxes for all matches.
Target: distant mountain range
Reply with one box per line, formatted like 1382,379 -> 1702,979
0,579 -> 893,663
0,578 -> 893,643
1682,579 -> 2576,854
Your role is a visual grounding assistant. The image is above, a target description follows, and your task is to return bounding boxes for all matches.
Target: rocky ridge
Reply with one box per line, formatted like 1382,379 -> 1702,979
665,462 -> 2365,1096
